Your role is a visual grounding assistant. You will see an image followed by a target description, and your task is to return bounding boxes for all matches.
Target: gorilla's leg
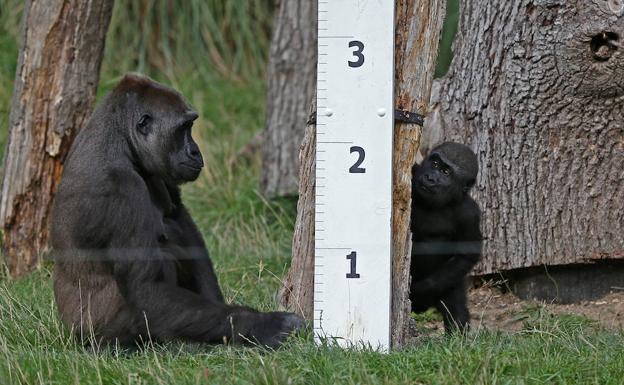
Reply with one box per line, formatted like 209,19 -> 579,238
99,307 -> 142,347
435,283 -> 470,333
121,270 -> 303,348
410,294 -> 435,314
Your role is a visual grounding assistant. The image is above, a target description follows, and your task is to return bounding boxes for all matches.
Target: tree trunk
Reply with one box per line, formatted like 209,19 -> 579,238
279,0 -> 447,347
429,0 -> 624,275
260,0 -> 317,198
278,101 -> 316,320
1,0 -> 114,277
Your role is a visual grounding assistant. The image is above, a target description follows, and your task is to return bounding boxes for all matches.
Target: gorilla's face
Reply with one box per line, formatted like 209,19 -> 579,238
413,152 -> 476,207
414,153 -> 462,207
165,114 -> 204,183
126,85 -> 203,184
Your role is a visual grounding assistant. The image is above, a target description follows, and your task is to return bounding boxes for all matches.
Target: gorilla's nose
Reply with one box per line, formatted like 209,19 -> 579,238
187,146 -> 200,158
186,144 -> 204,167
185,111 -> 199,121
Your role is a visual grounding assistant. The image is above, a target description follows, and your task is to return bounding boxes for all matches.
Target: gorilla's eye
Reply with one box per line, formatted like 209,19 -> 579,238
136,114 -> 152,135
432,160 -> 440,168
442,167 -> 450,175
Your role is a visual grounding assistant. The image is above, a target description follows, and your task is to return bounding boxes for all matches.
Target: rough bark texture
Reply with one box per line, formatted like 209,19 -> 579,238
260,0 -> 317,198
279,0 -> 446,347
390,0 -> 447,347
428,0 -> 624,275
278,101 -> 316,319
1,0 -> 114,277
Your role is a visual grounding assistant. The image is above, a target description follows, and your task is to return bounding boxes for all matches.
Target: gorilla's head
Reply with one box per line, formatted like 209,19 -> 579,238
113,74 -> 204,184
413,142 -> 478,207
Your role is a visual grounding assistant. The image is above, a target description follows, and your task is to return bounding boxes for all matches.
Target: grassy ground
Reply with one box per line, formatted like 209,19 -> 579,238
1,1 -> 624,384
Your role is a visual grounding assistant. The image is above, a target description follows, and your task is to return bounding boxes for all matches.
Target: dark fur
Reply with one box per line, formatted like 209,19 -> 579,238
410,142 -> 482,332
51,74 -> 304,348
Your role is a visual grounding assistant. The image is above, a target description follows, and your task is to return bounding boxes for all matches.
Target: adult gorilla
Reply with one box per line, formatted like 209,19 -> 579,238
51,74 -> 304,348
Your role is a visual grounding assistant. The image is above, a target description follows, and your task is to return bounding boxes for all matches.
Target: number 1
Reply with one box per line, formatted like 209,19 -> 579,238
346,252 -> 360,278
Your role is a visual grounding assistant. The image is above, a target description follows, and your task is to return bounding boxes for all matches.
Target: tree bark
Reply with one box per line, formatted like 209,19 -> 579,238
1,0 -> 114,277
278,101 -> 316,320
390,0 -> 447,346
279,0 -> 447,347
260,0 -> 317,199
428,0 -> 624,275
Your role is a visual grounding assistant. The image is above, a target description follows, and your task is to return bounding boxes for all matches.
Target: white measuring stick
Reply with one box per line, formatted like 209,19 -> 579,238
314,0 -> 394,350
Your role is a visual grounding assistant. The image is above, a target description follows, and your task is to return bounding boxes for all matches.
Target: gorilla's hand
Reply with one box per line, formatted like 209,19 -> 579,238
249,312 -> 307,349
411,278 -> 435,295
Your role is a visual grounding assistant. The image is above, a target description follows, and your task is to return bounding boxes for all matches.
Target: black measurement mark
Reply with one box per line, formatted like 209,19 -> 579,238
349,146 -> 366,173
348,40 -> 365,68
346,251 -> 360,278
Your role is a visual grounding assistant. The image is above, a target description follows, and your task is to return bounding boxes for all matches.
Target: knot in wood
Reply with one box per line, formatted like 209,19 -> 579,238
590,32 -> 620,62
608,0 -> 624,15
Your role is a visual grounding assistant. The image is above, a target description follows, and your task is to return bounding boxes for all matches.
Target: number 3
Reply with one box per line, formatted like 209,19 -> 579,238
348,40 -> 364,68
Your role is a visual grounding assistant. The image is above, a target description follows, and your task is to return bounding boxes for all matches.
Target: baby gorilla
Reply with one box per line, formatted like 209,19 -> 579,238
410,142 -> 482,333
51,74 -> 304,348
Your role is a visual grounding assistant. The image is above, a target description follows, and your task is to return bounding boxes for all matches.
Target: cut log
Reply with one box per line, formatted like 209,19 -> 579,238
427,0 -> 624,275
0,0 -> 114,277
279,0 -> 447,347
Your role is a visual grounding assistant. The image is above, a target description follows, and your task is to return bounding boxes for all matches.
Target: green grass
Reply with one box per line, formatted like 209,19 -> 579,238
2,270 -> 624,384
2,1 -> 624,384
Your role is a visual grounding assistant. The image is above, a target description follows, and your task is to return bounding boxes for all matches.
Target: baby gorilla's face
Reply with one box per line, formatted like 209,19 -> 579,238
413,153 -> 464,207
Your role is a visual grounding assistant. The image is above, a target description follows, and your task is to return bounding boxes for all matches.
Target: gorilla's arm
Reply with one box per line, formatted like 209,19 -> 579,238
410,254 -> 479,296
145,176 -> 223,302
411,205 -> 482,296
164,206 -> 225,303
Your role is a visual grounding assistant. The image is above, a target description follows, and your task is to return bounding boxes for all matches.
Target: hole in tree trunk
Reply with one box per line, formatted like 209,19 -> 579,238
590,32 -> 619,61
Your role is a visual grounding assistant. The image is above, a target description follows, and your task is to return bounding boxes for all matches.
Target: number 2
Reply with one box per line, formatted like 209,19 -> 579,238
348,40 -> 365,68
349,146 -> 365,173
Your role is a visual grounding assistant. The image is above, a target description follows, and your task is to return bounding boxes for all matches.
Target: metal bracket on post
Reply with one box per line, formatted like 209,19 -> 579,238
308,109 -> 425,126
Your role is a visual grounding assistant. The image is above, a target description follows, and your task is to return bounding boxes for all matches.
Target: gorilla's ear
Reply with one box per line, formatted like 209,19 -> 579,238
464,178 -> 476,193
136,114 -> 152,135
